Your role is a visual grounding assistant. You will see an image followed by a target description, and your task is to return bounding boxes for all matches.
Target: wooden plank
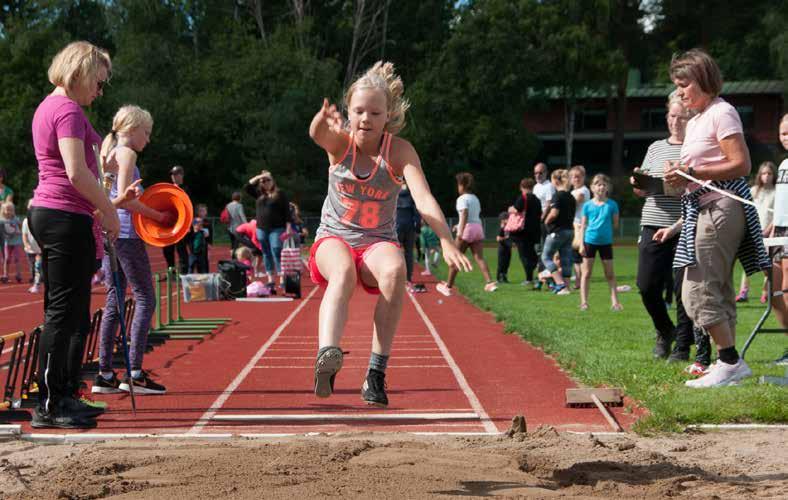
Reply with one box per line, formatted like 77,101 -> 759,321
565,388 -> 623,405
592,394 -> 624,432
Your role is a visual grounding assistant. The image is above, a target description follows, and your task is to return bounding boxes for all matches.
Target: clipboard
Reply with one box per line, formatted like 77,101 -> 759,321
632,171 -> 665,195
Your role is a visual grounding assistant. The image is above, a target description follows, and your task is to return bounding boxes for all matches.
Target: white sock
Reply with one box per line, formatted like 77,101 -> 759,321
100,371 -> 114,381
131,369 -> 142,379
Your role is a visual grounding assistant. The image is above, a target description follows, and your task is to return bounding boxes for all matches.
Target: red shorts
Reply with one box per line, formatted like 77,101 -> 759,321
308,236 -> 399,295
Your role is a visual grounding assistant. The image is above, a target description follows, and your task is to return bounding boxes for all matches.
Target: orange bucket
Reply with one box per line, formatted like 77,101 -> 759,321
132,183 -> 193,247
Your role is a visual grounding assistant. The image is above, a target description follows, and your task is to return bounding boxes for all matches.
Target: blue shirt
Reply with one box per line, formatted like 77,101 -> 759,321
582,199 -> 619,245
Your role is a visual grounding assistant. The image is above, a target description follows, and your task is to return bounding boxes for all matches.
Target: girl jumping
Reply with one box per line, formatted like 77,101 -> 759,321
308,61 -> 471,407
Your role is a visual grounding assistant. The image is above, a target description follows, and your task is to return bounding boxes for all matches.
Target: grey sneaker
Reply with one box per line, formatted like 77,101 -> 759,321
314,347 -> 343,398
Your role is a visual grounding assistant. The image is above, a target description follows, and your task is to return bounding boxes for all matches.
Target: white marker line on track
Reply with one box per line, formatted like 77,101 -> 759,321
274,340 -> 435,345
266,347 -> 439,352
262,356 -> 444,360
407,293 -> 497,433
187,285 -> 319,435
253,365 -> 449,369
211,412 -> 479,422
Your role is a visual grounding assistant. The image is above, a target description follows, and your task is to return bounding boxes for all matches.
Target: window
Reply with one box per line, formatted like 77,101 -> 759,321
641,108 -> 667,131
736,106 -> 754,130
574,109 -> 607,131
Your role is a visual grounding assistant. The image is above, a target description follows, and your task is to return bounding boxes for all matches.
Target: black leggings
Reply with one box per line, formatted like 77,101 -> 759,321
29,207 -> 95,411
511,236 -> 539,282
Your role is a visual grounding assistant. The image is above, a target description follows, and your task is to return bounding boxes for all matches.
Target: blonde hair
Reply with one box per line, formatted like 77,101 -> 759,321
48,41 -> 111,93
569,165 -> 586,178
100,105 -> 153,166
345,61 -> 410,134
235,246 -> 252,261
669,48 -> 723,97
752,161 -> 776,195
551,169 -> 569,190
1,201 -> 15,216
591,173 -> 612,193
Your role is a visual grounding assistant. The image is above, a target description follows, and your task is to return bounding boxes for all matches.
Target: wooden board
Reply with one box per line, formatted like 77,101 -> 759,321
565,388 -> 623,406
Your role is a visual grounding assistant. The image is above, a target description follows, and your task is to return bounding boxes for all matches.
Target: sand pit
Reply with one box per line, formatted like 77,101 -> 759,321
1,428 -> 786,499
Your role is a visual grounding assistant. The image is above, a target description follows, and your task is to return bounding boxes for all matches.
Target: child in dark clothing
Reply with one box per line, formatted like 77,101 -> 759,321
496,211 -> 512,283
190,217 -> 209,273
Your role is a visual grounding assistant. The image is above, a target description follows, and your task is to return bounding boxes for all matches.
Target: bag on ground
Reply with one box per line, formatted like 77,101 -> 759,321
218,260 -> 249,299
280,237 -> 302,274
180,273 -> 222,302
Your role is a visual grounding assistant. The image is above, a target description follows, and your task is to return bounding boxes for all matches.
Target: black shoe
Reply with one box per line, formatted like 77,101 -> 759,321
31,407 -> 97,429
60,396 -> 105,418
92,371 -> 123,394
652,332 -> 673,359
667,348 -> 690,363
361,369 -> 388,407
314,347 -> 343,398
120,370 -> 167,395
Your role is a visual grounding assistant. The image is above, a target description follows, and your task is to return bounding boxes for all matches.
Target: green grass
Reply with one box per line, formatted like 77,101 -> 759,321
432,245 -> 788,433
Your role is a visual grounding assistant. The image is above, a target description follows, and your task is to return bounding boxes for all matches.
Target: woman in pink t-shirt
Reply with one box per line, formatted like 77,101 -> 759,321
27,41 -> 135,429
661,49 -> 769,388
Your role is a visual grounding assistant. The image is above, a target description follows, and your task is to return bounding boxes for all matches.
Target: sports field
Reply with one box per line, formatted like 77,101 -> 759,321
433,244 -> 788,432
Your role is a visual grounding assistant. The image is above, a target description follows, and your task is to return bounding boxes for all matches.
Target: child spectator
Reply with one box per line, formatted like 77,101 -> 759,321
289,201 -> 309,246
22,200 -> 42,293
569,165 -> 590,290
736,161 -> 776,303
190,217 -> 209,273
437,171 -> 497,295
496,211 -> 512,283
507,178 -> 542,287
1,202 -> 23,283
196,203 -> 211,272
578,174 -> 622,311
419,221 -> 440,276
539,169 -> 575,294
0,168 -> 14,203
235,246 -> 254,281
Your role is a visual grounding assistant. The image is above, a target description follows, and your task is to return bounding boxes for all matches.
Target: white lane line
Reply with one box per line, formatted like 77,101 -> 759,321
253,365 -> 449,369
265,347 -> 439,352
407,293 -> 497,433
211,412 -> 479,422
187,286 -> 319,435
273,340 -> 435,344
0,299 -> 43,312
280,335 -> 429,339
262,356 -> 444,360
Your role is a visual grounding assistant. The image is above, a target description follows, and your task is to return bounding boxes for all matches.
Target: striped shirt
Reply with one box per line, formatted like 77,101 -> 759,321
639,139 -> 683,227
673,178 -> 770,275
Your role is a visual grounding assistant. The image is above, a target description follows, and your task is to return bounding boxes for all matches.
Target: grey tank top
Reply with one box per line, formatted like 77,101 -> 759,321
316,132 -> 403,247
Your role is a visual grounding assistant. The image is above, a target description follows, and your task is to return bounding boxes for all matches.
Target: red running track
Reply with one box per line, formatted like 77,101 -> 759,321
1,245 -> 640,435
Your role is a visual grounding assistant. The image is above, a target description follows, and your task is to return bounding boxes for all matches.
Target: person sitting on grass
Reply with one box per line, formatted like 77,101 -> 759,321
539,169 -> 575,295
437,171 -> 497,295
578,174 -> 622,311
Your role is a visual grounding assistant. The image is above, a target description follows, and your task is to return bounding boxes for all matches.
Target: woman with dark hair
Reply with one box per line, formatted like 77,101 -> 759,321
507,178 -> 542,286
436,171 -> 496,296
245,170 -> 292,286
662,49 -> 770,388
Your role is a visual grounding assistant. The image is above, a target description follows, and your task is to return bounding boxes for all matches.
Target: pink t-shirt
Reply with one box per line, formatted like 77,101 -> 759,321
681,97 -> 742,177
31,94 -> 101,216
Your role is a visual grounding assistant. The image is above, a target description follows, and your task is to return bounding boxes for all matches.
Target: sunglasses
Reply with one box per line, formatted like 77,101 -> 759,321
261,178 -> 273,183
97,79 -> 109,92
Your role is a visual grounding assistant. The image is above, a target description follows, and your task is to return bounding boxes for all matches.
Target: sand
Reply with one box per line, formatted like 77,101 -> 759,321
1,428 -> 786,499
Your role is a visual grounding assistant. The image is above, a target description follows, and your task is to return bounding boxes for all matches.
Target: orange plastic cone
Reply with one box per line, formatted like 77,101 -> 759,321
132,183 -> 193,247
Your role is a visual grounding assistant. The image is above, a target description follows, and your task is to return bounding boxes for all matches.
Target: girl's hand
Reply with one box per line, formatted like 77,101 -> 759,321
320,98 -> 345,134
156,210 -> 177,226
118,179 -> 143,205
579,245 -> 586,257
441,240 -> 472,272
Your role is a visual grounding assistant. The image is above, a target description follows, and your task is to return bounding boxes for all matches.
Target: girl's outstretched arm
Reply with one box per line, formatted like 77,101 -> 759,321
309,98 -> 349,160
398,141 -> 472,273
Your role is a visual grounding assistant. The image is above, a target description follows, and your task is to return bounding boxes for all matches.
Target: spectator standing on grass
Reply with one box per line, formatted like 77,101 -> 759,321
437,171 -> 497,295
578,174 -> 622,311
632,93 -> 709,370
419,220 -> 441,276
569,165 -> 590,290
495,211 -> 512,283
506,178 -> 542,286
163,165 -> 191,274
539,169 -> 575,295
761,114 -> 788,366
532,163 -> 555,284
225,191 -> 247,256
662,49 -> 769,388
735,161 -> 776,304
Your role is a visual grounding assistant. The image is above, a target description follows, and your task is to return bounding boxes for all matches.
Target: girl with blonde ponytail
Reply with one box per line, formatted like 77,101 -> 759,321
92,105 -> 171,398
308,61 -> 471,407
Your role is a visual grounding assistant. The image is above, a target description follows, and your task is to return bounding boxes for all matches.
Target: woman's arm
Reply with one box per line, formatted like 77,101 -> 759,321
244,182 -> 259,199
59,137 -> 120,240
578,216 -> 587,256
309,98 -> 350,160
398,141 -> 472,272
665,134 -> 751,185
544,207 -> 559,226
613,212 -> 620,230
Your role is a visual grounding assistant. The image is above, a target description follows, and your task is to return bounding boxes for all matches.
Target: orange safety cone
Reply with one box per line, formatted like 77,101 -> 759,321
132,183 -> 194,247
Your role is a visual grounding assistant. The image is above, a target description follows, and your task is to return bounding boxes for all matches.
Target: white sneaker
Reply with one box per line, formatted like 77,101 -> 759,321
483,282 -> 498,292
436,282 -> 452,297
28,284 -> 40,293
538,270 -> 552,280
685,359 -> 752,388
